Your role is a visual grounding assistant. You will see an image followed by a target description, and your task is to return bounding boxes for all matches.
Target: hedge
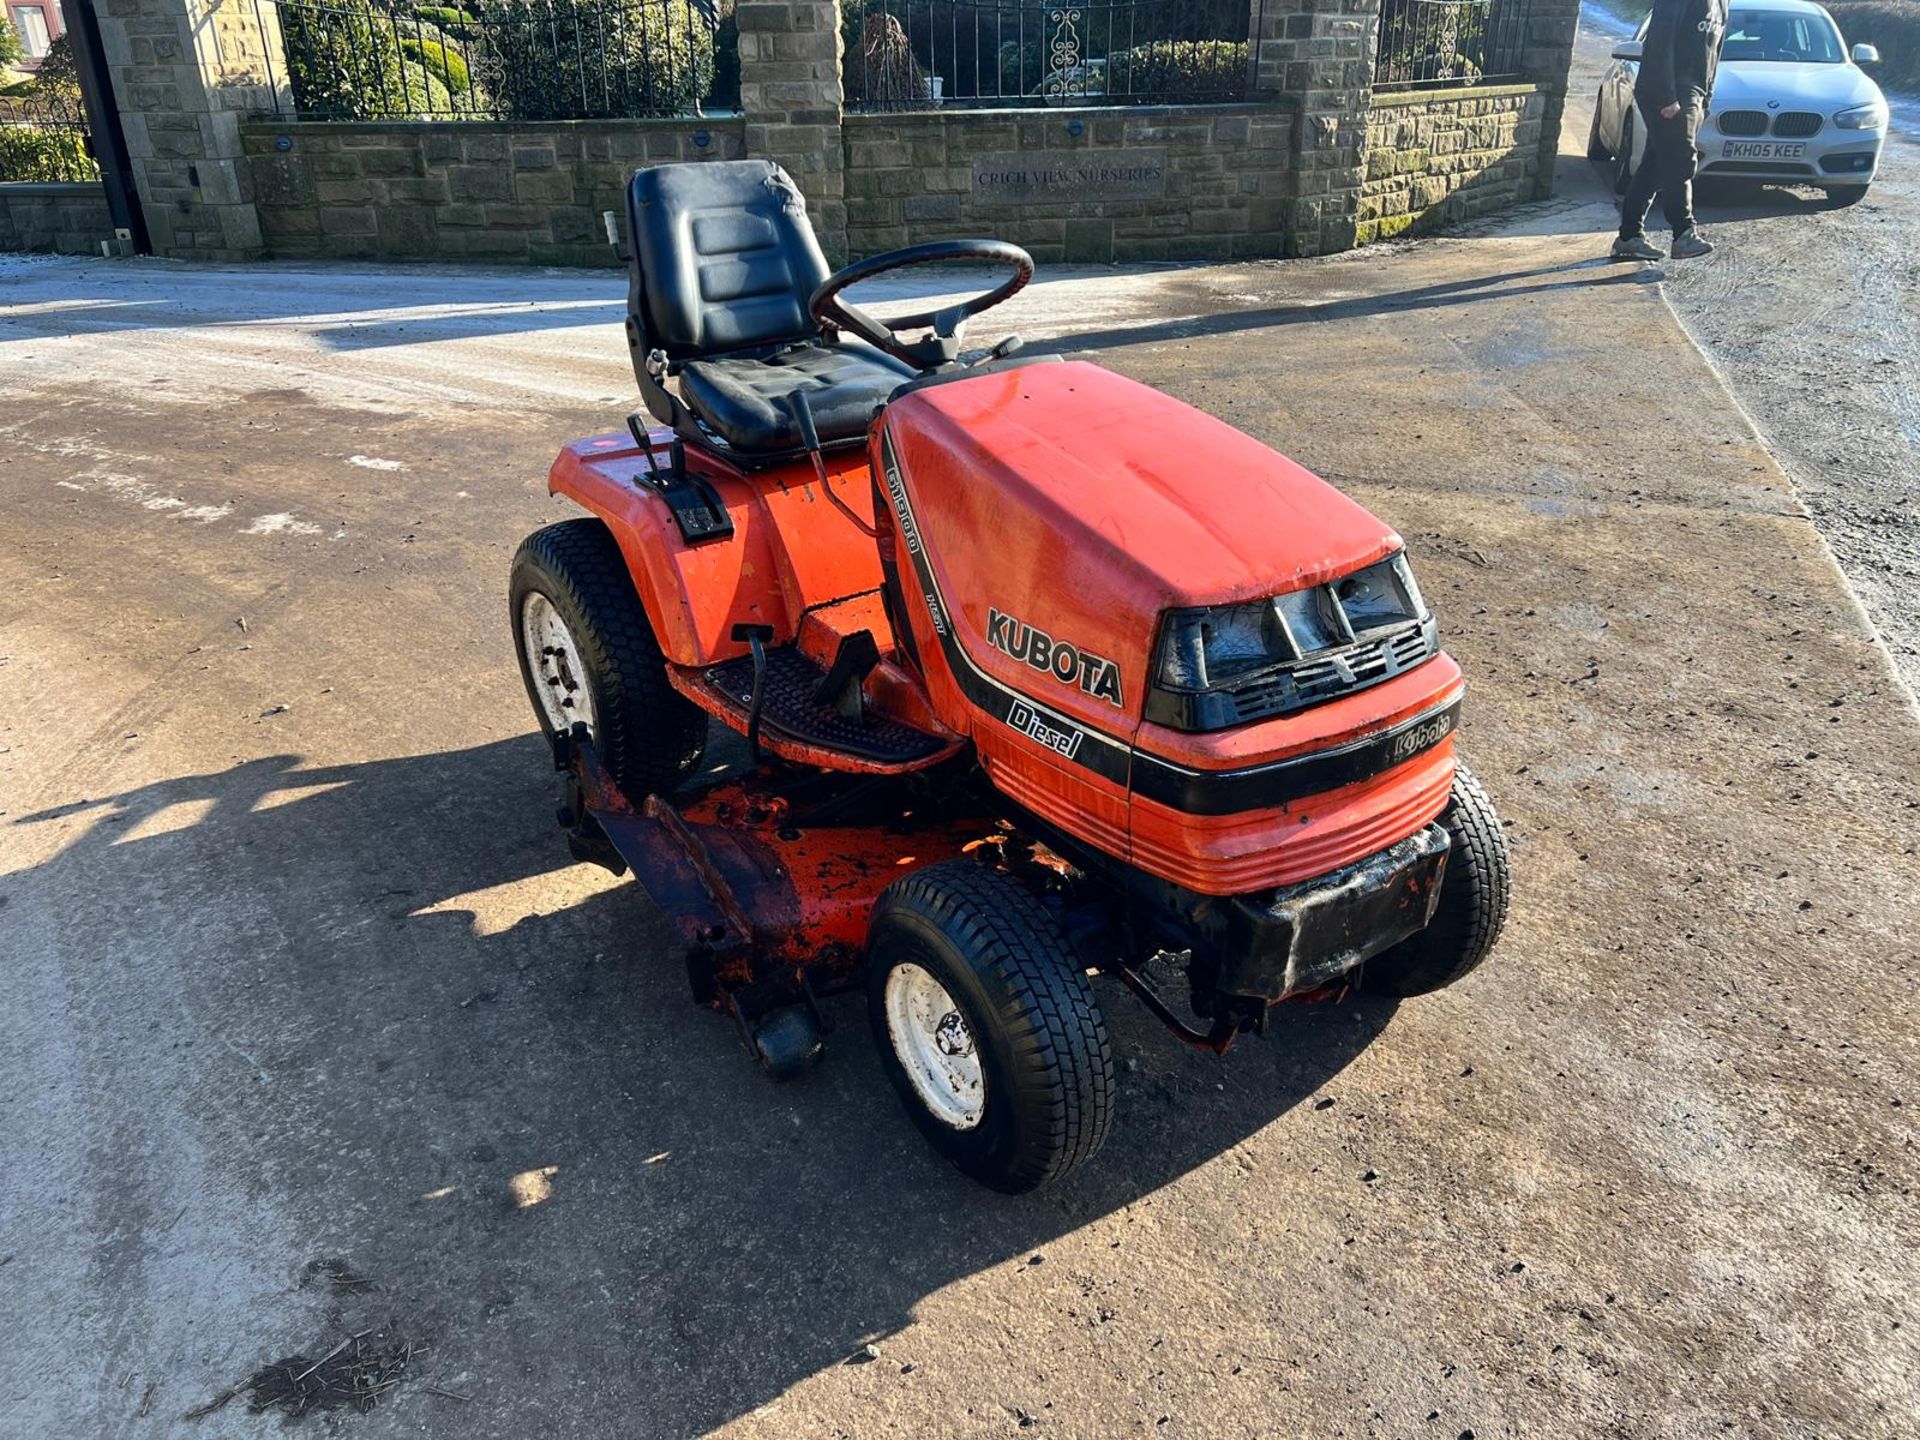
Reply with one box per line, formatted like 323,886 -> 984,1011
1825,1 -> 1920,89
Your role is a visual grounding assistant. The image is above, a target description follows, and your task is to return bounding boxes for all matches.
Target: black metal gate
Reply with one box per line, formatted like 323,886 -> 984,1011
57,0 -> 148,251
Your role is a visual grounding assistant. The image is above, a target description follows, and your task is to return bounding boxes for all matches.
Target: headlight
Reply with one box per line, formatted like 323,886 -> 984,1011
1834,101 -> 1888,130
1147,553 -> 1437,731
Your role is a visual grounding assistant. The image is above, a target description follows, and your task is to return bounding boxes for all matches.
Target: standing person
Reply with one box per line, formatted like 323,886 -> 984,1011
1612,0 -> 1729,261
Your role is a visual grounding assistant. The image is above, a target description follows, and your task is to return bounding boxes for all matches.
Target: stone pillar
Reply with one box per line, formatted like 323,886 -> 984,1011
1517,0 -> 1584,198
735,0 -> 847,262
1249,0 -> 1381,256
92,0 -> 289,259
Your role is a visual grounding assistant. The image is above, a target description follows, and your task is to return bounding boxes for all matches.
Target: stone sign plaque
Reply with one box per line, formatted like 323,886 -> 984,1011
970,149 -> 1168,209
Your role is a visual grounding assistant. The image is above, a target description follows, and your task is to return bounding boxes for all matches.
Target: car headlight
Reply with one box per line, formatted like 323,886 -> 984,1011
1834,101 -> 1888,130
1147,553 -> 1437,731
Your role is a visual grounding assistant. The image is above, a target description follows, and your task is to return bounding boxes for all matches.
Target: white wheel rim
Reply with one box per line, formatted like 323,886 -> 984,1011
883,962 -> 985,1130
521,592 -> 596,736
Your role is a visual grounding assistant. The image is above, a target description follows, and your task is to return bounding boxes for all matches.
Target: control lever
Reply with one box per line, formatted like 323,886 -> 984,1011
986,334 -> 1025,362
786,391 -> 879,538
731,623 -> 776,764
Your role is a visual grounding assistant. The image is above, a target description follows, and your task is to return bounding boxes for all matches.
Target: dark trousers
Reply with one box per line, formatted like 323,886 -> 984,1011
1620,96 -> 1703,238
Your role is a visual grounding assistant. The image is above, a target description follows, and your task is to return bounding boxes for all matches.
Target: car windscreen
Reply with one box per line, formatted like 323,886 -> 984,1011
1722,9 -> 1847,61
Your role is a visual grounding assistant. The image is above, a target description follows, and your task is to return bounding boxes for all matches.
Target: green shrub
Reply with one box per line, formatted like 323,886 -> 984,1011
0,121 -> 99,181
1106,38 -> 1249,96
282,1 -> 455,116
472,0 -> 715,118
1825,0 -> 1920,88
399,34 -> 473,94
0,14 -> 21,70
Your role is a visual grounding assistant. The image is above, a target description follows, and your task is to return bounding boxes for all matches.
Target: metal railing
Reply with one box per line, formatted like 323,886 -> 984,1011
259,0 -> 732,120
1372,0 -> 1537,89
842,0 -> 1255,109
0,89 -> 101,183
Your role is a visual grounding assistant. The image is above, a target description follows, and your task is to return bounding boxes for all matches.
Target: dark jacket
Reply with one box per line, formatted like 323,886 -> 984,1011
1635,0 -> 1730,109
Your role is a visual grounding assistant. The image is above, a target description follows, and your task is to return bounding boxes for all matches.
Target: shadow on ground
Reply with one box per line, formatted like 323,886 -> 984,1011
8,737 -> 1391,1433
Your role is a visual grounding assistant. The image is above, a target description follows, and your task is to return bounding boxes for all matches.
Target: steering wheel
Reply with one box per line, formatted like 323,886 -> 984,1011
809,239 -> 1034,372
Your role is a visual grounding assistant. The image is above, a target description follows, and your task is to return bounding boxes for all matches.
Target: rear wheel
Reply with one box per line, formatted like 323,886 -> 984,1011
509,518 -> 707,798
1355,763 -> 1511,998
867,860 -> 1113,1193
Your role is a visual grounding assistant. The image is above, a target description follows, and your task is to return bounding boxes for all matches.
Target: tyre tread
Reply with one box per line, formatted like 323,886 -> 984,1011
510,518 -> 706,797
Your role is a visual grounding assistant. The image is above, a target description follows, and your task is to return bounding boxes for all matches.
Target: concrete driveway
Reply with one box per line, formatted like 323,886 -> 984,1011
2,162 -> 1916,1436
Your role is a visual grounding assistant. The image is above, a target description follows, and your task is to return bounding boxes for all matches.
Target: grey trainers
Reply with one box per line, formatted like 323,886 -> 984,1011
1669,228 -> 1715,259
1610,233 -> 1664,262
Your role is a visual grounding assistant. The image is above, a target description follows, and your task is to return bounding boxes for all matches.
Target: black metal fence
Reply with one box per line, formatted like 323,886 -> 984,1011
260,0 -> 734,120
0,89 -> 101,183
1372,0 -> 1536,89
842,0 -> 1255,109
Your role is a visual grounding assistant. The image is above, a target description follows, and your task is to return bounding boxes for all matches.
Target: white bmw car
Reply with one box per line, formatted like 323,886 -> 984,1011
1590,0 -> 1890,204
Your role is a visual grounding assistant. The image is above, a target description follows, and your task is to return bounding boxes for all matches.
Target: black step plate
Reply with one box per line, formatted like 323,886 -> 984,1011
706,646 -> 948,764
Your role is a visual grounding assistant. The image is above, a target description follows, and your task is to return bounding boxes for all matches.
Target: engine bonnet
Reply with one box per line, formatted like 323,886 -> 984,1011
889,359 -> 1399,609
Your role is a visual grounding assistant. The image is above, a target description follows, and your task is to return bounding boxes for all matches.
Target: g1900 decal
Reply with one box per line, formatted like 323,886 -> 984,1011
986,608 -> 1125,708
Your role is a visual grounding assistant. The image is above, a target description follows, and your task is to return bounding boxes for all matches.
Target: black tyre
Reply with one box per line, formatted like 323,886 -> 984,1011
1355,763 -> 1511,998
1588,96 -> 1612,161
867,860 -> 1114,1193
1822,185 -> 1868,208
1613,113 -> 1635,195
509,518 -> 706,798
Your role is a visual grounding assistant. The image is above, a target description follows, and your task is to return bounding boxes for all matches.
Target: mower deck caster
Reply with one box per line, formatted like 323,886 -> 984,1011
748,1005 -> 825,1082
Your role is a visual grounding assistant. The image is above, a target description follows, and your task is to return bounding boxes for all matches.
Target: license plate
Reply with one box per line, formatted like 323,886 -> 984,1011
1721,141 -> 1806,159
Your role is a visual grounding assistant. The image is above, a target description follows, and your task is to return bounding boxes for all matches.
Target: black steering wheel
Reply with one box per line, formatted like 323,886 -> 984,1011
809,239 -> 1034,372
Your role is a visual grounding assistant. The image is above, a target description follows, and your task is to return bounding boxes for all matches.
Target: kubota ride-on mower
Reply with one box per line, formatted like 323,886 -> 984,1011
510,160 -> 1510,1192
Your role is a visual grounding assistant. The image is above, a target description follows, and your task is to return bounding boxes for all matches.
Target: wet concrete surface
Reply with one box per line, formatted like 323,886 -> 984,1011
2,150 -> 1918,1437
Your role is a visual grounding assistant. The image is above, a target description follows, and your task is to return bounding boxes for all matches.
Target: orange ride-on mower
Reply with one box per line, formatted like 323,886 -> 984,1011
509,160 -> 1511,1193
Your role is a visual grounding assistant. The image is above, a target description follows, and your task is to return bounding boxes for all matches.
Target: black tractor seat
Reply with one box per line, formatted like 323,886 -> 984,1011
625,160 -> 916,459
677,343 -> 915,455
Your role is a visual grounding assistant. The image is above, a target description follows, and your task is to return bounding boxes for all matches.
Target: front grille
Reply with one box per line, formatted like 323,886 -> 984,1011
1196,619 -> 1437,727
1771,111 -> 1822,137
1718,109 -> 1768,136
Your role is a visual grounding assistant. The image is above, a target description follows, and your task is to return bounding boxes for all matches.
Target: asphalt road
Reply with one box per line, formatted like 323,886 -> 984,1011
1568,1 -> 1920,697
3,108 -> 1918,1440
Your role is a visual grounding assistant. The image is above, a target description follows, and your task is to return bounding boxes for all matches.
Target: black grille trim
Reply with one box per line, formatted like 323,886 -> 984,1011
1718,109 -> 1768,136
1771,111 -> 1823,137
1144,616 -> 1439,731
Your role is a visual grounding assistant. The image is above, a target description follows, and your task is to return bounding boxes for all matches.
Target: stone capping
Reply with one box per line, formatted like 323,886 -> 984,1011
247,116 -> 747,138
0,182 -> 110,196
843,100 -> 1298,124
1368,81 -> 1548,108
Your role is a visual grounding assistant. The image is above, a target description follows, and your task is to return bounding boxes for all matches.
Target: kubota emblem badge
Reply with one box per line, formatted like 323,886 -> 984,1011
985,608 -> 1125,708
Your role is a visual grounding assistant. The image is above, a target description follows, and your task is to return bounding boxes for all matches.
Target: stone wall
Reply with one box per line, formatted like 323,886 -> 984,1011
844,106 -> 1294,265
1359,83 -> 1546,243
241,119 -> 746,265
0,182 -> 116,254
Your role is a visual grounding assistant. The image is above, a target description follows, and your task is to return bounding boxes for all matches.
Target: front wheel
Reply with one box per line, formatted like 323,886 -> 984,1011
1822,184 -> 1869,208
1354,763 -> 1511,998
1613,113 -> 1636,195
867,860 -> 1114,1193
1588,95 -> 1612,162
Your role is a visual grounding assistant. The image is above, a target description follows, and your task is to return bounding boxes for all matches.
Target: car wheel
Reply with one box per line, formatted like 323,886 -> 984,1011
1588,95 -> 1612,162
1354,764 -> 1511,998
867,859 -> 1114,1193
1822,185 -> 1869,207
1613,113 -> 1635,195
509,518 -> 708,798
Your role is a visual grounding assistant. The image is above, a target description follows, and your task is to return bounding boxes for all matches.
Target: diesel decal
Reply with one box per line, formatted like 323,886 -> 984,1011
1006,700 -> 1084,759
986,608 -> 1125,708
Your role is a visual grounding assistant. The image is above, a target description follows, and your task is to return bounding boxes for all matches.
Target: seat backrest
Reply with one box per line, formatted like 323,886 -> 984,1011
625,160 -> 830,371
